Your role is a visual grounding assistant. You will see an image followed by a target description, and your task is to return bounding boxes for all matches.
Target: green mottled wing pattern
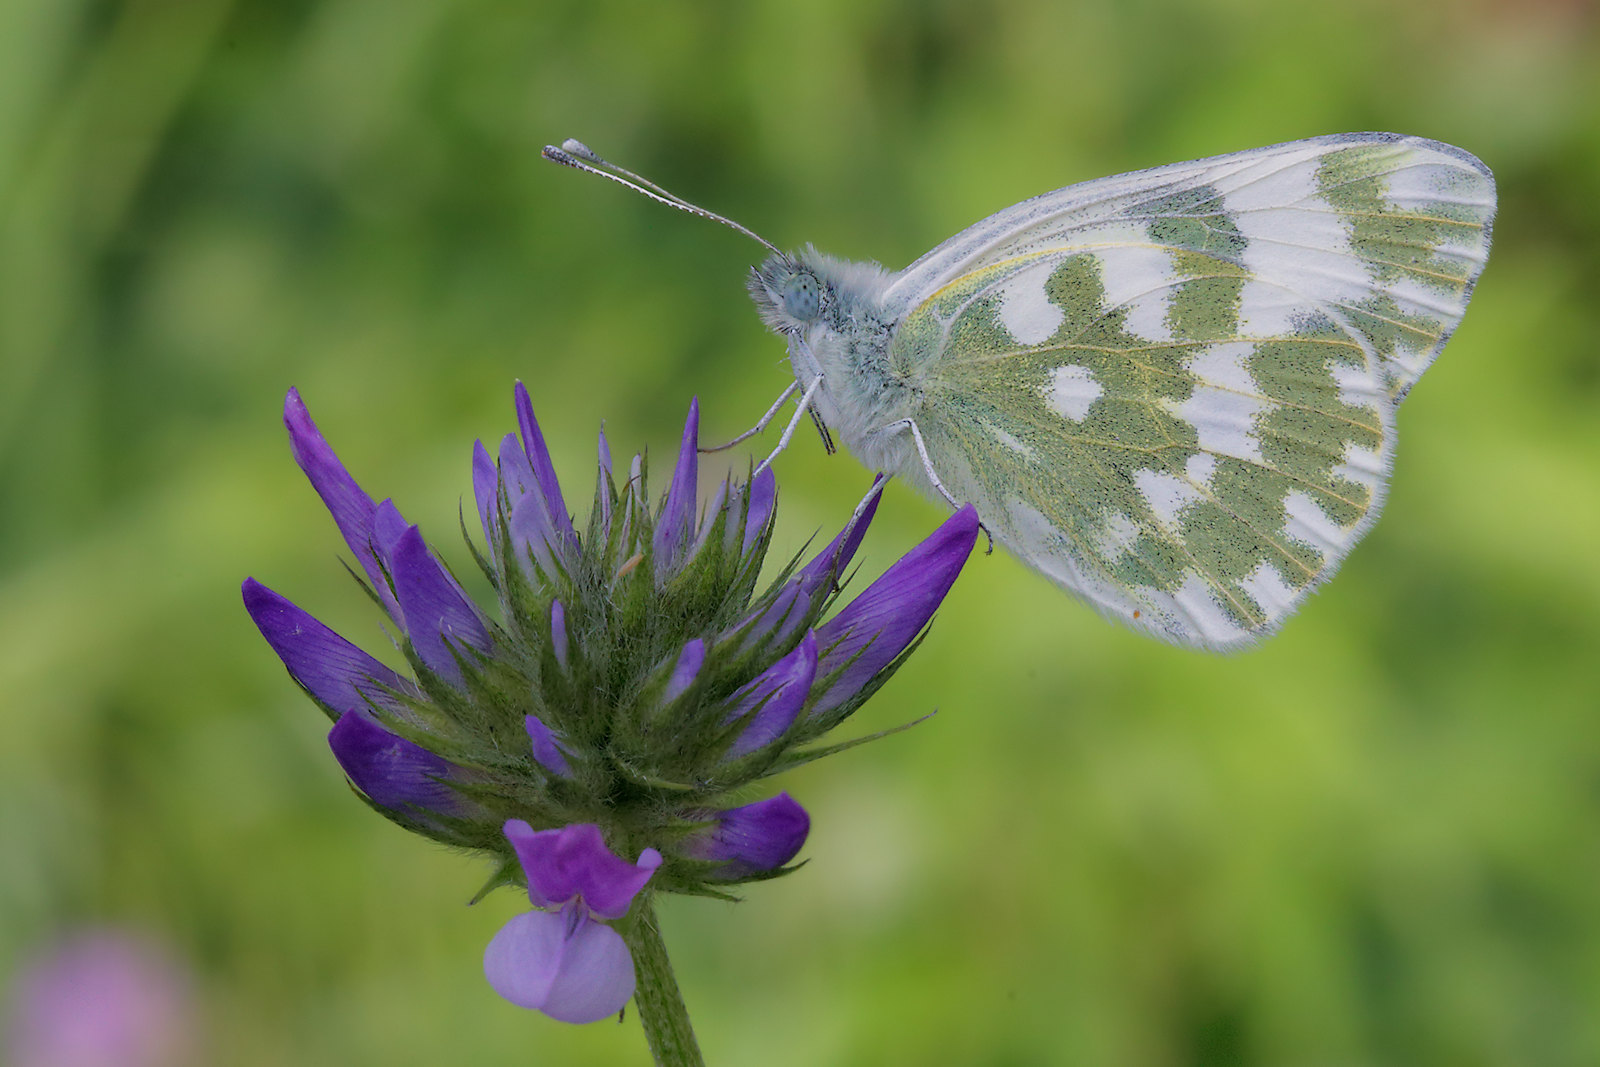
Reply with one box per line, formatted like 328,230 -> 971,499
887,135 -> 1494,649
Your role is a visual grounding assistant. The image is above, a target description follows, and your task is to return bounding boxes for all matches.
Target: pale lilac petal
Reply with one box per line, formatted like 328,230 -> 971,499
483,910 -> 564,1013
549,600 -> 569,669
525,715 -> 573,779
724,631 -> 817,758
282,389 -> 398,619
652,398 -> 699,574
389,525 -> 491,684
503,821 -> 661,919
328,710 -> 468,815
483,909 -> 636,1024
741,465 -> 777,556
513,382 -> 577,550
662,639 -> 704,705
810,504 -> 978,719
687,793 -> 810,878
533,919 -> 636,1025
241,579 -> 415,717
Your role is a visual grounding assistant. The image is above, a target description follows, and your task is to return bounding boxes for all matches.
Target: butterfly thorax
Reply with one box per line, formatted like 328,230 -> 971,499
748,247 -> 921,470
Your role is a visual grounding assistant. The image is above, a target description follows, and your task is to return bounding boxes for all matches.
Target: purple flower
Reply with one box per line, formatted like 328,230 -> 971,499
5,929 -> 197,1067
244,382 -> 979,1018
484,823 -> 662,1023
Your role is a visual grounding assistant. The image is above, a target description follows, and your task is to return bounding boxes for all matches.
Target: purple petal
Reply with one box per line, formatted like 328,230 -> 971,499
549,600 -> 569,669
513,382 -> 577,551
498,432 -> 537,501
503,822 -> 662,919
652,397 -> 699,574
241,579 -> 416,717
495,434 -> 564,575
483,908 -> 635,1024
388,525 -> 492,685
693,477 -> 730,561
724,631 -> 817,759
508,489 -> 561,577
796,475 -> 883,594
810,504 -> 978,719
741,465 -> 777,557
473,440 -> 499,557
371,499 -> 411,562
733,581 -> 806,652
662,639 -> 704,706
596,428 -> 614,531
525,715 -> 572,779
282,389 -> 398,619
728,478 -> 881,650
327,710 -> 468,815
686,793 -> 810,879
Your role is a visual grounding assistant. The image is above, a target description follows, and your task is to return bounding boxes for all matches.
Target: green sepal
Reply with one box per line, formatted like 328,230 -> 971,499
768,711 -> 936,777
468,857 -> 520,905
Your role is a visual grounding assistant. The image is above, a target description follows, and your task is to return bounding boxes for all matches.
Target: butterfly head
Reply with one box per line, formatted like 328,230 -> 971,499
747,245 -> 892,337
748,252 -> 824,335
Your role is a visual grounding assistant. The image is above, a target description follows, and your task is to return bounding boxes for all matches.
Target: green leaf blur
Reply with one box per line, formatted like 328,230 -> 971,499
2,1 -> 1596,1064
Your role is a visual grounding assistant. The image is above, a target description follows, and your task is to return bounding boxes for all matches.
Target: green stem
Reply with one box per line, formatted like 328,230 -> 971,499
620,895 -> 704,1067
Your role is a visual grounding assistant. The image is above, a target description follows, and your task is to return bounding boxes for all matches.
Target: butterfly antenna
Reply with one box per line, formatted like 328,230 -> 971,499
543,138 -> 784,257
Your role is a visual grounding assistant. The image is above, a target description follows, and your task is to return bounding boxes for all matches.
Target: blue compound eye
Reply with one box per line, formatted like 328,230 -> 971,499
782,272 -> 820,321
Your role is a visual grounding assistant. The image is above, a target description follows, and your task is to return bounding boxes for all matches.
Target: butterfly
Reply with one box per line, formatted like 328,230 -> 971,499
544,134 -> 1496,651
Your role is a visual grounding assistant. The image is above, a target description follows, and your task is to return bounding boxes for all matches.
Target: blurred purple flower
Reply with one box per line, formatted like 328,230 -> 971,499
5,930 -> 196,1067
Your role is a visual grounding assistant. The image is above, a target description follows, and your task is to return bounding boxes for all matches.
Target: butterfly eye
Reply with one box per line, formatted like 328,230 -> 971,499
781,272 -> 821,322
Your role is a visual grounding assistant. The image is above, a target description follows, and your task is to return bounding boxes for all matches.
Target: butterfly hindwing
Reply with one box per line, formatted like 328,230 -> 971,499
887,134 -> 1494,648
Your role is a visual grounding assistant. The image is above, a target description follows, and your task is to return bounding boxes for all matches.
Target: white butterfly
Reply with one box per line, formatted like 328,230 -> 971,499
545,134 -> 1496,651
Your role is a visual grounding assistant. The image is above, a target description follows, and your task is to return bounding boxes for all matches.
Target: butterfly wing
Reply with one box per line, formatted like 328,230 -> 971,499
884,134 -> 1494,649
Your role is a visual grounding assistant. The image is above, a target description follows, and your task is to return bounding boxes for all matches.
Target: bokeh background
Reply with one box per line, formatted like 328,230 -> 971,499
3,0 -> 1597,1064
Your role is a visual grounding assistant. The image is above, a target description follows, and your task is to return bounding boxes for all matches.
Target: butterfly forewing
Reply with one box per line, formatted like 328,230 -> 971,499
888,134 -> 1493,648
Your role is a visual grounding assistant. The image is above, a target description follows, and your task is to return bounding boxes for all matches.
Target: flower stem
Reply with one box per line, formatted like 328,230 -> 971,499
621,895 -> 704,1067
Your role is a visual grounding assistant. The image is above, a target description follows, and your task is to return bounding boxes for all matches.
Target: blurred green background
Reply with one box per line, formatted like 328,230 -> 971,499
2,0 -> 1597,1064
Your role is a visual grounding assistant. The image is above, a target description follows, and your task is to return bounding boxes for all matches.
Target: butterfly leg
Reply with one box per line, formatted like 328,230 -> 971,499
809,405 -> 837,455
885,417 -> 960,507
700,380 -> 799,453
884,418 -> 994,554
754,375 -> 825,476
